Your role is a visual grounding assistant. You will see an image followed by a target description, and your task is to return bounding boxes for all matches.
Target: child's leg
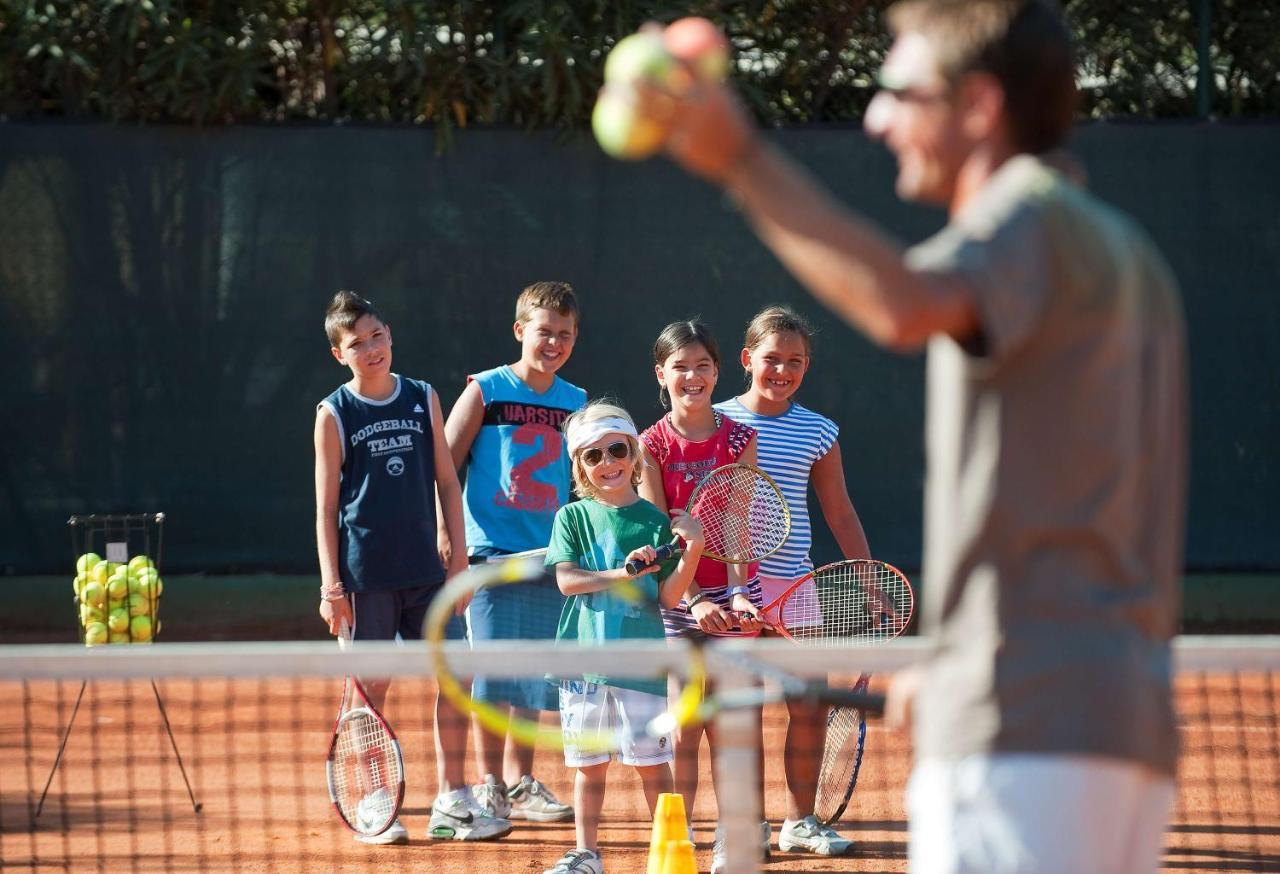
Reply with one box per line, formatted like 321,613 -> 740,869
635,762 -> 675,814
670,673 -> 705,818
436,683 -> 470,793
505,708 -> 539,785
783,697 -> 825,820
472,713 -> 507,783
574,762 -> 609,850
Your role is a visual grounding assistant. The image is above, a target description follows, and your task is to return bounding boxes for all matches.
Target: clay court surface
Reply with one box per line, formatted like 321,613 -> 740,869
2,672 -> 1277,873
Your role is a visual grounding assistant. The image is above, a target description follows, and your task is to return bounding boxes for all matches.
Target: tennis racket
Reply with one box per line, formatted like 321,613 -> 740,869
625,462 -> 790,575
721,559 -> 915,643
424,552 -> 708,754
325,619 -> 406,837
813,672 -> 870,825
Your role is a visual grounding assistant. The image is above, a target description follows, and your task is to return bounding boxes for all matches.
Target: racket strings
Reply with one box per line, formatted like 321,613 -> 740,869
785,563 -> 913,644
690,466 -> 789,562
333,710 -> 402,828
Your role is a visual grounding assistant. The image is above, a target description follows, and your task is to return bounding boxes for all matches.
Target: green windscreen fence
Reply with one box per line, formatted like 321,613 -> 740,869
0,122 -> 1276,574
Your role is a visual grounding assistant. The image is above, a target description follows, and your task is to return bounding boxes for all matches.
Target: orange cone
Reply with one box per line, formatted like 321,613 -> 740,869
647,793 -> 690,874
660,839 -> 697,874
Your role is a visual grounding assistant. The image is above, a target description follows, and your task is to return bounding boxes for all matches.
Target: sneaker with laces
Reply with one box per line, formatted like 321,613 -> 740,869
709,821 -> 772,873
354,817 -> 409,845
473,774 -> 513,819
542,847 -> 603,874
428,789 -> 512,841
508,775 -> 574,822
778,815 -> 853,856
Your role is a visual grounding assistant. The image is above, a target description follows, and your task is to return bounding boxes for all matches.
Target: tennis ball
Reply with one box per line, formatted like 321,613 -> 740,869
84,622 -> 109,647
604,31 -> 674,86
109,631 -> 131,644
127,591 -> 151,618
107,572 -> 129,601
76,552 -> 103,575
82,581 -> 107,610
80,602 -> 106,627
73,571 -> 92,596
107,606 -> 130,634
137,572 -> 163,601
129,615 -> 153,642
593,84 -> 668,160
664,17 -> 731,82
127,554 -> 155,576
89,561 -> 111,587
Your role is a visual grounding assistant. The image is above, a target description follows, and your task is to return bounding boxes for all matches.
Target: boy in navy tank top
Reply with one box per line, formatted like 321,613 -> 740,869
315,291 -> 510,845
440,281 -> 585,824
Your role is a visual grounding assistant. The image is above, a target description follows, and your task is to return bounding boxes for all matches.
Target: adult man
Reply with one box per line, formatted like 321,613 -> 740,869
651,1 -> 1187,871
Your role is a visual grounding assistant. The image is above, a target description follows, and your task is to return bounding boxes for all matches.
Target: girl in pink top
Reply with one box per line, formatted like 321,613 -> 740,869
637,320 -> 768,867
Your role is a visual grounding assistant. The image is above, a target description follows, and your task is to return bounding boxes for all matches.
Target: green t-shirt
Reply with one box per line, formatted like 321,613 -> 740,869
545,497 -> 676,695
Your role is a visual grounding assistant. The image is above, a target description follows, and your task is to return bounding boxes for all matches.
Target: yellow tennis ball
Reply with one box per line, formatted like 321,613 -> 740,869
127,592 -> 151,617
129,615 -> 153,642
76,552 -> 103,575
73,571 -> 92,596
107,607 -> 130,633
84,622 -> 109,646
89,561 -> 111,587
82,581 -> 107,610
80,602 -> 106,627
593,85 -> 668,160
137,573 -> 163,601
127,554 -> 155,576
107,572 -> 129,601
604,30 -> 674,85
109,631 -> 132,644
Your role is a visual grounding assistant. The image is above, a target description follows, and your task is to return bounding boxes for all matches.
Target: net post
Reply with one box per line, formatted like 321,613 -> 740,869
712,660 -> 761,874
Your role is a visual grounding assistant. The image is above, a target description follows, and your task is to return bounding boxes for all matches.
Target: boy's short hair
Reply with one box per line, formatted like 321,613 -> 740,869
887,0 -> 1077,154
563,400 -> 643,500
324,290 -> 383,346
515,281 -> 580,327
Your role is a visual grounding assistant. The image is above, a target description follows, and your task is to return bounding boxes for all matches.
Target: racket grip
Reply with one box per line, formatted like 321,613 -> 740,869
625,543 -> 677,576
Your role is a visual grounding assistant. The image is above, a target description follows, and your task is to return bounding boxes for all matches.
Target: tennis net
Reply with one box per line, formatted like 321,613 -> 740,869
1,637 -> 1276,873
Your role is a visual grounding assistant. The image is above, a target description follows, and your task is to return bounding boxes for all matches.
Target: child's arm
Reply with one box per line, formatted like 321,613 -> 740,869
432,390 -> 471,592
656,510 -> 705,609
724,437 -> 764,632
811,440 -> 872,559
554,562 -> 634,596
436,380 -> 485,567
314,407 -> 350,636
636,445 -> 670,514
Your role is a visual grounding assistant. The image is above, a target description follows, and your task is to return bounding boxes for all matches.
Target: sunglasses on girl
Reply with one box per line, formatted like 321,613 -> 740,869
581,441 -> 631,467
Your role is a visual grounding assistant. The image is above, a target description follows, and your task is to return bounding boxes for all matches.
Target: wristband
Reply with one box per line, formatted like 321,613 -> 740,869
725,585 -> 751,599
320,584 -> 346,602
686,591 -> 710,609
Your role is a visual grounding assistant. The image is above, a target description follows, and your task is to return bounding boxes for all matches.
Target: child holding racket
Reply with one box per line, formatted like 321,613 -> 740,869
314,291 -> 510,844
440,281 -> 584,824
715,305 -> 872,857
635,320 -> 769,869
542,401 -> 704,874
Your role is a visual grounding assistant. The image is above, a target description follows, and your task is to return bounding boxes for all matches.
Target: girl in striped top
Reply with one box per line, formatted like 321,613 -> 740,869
714,305 -> 871,857
637,320 -> 769,866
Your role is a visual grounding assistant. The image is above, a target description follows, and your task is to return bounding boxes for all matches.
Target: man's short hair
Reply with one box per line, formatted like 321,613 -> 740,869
889,0 -> 1078,154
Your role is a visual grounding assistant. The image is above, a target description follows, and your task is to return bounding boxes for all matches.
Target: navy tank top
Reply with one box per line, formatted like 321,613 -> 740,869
318,376 -> 446,593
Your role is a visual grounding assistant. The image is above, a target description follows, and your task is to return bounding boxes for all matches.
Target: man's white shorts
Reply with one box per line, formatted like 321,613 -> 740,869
558,680 -> 674,768
908,753 -> 1174,874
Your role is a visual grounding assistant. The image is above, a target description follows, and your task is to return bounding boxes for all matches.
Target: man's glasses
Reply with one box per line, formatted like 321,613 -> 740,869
581,441 -> 632,467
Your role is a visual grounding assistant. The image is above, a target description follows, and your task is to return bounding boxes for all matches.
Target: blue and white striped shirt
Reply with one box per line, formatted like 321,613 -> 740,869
713,397 -> 839,580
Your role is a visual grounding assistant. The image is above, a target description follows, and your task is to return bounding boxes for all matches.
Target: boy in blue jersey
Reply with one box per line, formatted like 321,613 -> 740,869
316,290 -> 511,844
439,281 -> 586,823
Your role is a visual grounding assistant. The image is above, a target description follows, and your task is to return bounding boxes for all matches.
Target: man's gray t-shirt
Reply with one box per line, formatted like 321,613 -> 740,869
907,155 -> 1187,776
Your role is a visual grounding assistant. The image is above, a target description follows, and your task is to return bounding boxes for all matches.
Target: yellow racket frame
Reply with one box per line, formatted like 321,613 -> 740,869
424,554 -> 707,754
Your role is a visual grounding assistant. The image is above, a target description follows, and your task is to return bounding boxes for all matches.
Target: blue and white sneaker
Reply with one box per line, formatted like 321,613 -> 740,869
429,788 -> 512,841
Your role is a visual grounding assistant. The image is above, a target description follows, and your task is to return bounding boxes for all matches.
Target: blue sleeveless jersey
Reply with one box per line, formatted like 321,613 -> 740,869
319,376 -> 446,593
463,366 -> 587,553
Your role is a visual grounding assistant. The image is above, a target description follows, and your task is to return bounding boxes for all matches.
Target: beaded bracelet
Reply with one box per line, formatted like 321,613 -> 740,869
686,591 -> 710,609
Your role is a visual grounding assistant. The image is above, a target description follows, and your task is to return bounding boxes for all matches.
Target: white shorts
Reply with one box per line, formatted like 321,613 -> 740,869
558,680 -> 674,768
907,753 -> 1174,874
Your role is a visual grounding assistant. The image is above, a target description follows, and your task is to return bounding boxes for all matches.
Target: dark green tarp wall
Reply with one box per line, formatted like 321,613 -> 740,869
1,122 -> 1276,574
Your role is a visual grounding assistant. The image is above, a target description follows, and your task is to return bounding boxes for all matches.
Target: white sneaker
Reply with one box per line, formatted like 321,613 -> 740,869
709,821 -> 771,873
474,774 -> 513,818
542,847 -> 603,873
778,815 -> 853,855
354,817 -> 408,845
508,775 -> 574,822
428,789 -> 512,841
